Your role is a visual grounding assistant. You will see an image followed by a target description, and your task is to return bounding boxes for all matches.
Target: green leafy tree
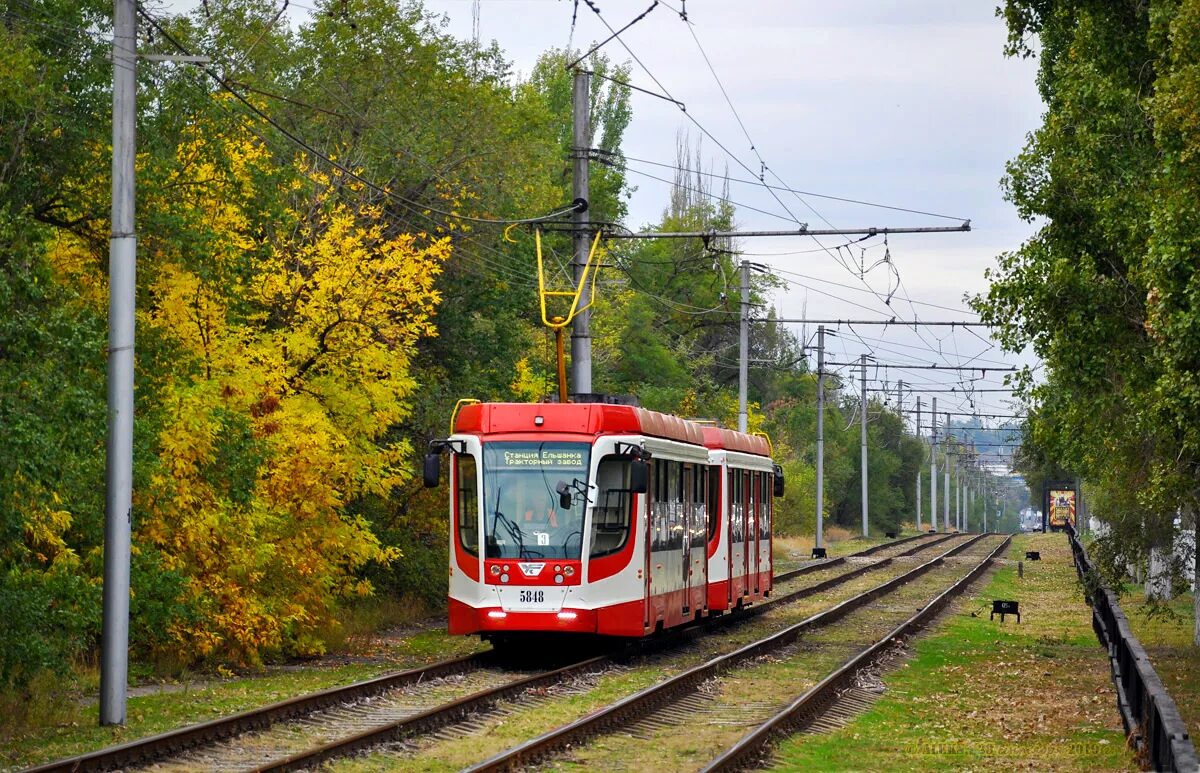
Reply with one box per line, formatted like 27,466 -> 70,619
982,1 -> 1200,636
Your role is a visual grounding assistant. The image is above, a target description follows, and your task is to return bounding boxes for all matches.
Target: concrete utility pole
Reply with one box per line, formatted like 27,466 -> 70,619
930,398 -> 938,532
860,354 -> 869,537
570,69 -> 591,395
738,260 -> 749,432
966,473 -> 972,532
816,326 -> 826,548
967,484 -> 974,533
955,467 -> 961,531
915,396 -> 922,532
102,0 -> 136,726
944,413 -> 951,532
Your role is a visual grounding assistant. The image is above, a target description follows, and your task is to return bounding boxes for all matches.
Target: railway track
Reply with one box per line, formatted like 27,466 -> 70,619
771,530 -> 955,585
28,531 -> 967,772
705,535 -> 1012,772
25,654 -> 498,773
464,533 -> 1007,772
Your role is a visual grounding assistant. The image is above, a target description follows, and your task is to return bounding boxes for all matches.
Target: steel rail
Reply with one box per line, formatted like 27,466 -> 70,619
250,656 -> 611,773
772,532 -> 938,585
465,534 -> 989,772
29,532 -> 953,772
768,530 -> 974,609
27,653 -> 491,773
237,536 -> 972,772
896,531 -> 960,557
703,534 -> 1011,771
858,532 -> 938,556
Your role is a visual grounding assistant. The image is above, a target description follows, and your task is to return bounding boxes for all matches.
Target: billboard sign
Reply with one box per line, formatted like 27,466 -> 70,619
1043,481 -> 1077,532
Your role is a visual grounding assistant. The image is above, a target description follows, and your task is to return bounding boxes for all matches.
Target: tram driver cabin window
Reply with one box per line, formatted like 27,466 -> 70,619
456,454 -> 479,556
591,456 -> 633,557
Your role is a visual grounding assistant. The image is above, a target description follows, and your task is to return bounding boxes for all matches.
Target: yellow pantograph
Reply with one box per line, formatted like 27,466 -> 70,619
506,226 -> 604,402
535,228 -> 603,330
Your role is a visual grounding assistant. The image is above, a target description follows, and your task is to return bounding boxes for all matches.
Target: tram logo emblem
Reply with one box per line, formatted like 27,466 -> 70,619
518,562 -> 545,577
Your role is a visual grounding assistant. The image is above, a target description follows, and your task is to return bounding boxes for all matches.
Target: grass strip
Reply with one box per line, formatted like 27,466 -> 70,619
771,532 -> 1133,771
2,628 -> 483,770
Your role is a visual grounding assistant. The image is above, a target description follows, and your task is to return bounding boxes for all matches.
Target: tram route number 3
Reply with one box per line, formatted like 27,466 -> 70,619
519,590 -> 545,604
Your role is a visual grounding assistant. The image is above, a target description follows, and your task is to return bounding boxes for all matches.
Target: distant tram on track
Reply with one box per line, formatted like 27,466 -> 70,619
424,400 -> 783,642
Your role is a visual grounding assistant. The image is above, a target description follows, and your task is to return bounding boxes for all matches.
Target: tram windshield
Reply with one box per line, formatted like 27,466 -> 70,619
481,441 -> 591,560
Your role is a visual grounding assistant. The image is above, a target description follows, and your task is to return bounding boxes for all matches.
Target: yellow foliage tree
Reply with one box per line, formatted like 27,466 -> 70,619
49,110 -> 449,663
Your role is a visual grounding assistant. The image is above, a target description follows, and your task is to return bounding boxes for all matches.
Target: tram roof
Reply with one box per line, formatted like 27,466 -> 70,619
701,426 -> 771,457
453,402 -> 769,457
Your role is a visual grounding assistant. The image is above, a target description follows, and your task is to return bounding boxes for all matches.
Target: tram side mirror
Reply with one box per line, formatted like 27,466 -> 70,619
630,458 -> 648,494
423,453 -> 440,488
773,464 -> 785,497
555,480 -> 573,510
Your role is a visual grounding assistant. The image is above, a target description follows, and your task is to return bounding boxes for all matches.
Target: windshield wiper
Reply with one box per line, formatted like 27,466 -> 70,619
490,485 -> 529,559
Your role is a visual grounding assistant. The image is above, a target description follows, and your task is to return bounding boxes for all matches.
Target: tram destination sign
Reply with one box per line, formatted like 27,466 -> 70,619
499,448 -> 586,469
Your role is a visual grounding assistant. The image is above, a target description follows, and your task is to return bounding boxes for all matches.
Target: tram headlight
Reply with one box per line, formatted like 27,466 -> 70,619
563,566 -> 575,577
554,574 -> 564,584
490,565 -> 501,576
500,573 -> 509,583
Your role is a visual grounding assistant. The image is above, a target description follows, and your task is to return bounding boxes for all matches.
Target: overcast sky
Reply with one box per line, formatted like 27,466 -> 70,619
409,0 -> 1044,432
173,0 -> 1042,435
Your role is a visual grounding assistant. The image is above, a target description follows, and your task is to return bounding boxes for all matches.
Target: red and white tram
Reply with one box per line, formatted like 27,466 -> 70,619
423,401 -> 782,640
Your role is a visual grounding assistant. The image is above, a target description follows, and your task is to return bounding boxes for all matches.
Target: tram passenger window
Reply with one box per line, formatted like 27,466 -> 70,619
706,466 -> 720,541
729,470 -> 742,543
739,470 -> 748,542
669,461 -> 683,550
456,454 -> 479,555
749,471 -> 759,541
690,466 -> 704,545
739,471 -> 747,543
657,458 -> 667,549
591,456 -> 633,558
760,474 -> 771,539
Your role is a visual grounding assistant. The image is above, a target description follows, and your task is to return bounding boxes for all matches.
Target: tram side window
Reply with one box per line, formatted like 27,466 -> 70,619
456,454 -> 479,556
760,473 -> 771,539
651,459 -> 665,551
692,465 -> 707,545
668,460 -> 683,550
591,456 -> 633,558
707,465 -> 721,541
729,469 -> 743,543
750,471 -> 761,541
651,459 -> 685,552
745,471 -> 756,543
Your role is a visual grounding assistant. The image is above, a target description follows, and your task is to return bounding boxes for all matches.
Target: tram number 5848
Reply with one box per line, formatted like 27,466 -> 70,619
519,590 -> 545,604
